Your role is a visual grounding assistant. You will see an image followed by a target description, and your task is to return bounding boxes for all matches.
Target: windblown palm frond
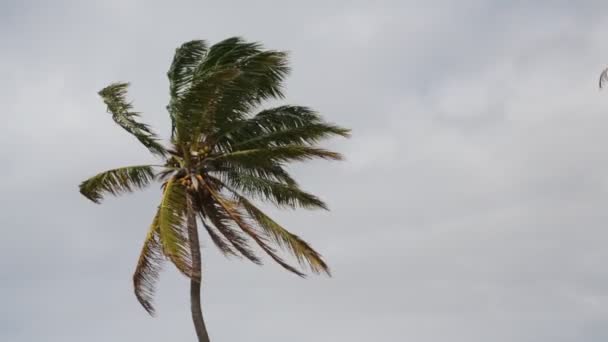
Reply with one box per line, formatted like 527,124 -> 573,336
207,161 -> 298,186
216,173 -> 327,209
168,37 -> 291,144
198,37 -> 262,69
158,178 -> 193,277
168,40 -> 208,99
174,67 -> 242,142
199,216 -> 238,257
167,40 -> 209,138
196,195 -> 261,264
99,83 -> 166,156
206,48 -> 290,128
133,209 -> 164,315
204,176 -> 329,273
203,183 -> 305,276
210,146 -> 342,168
600,67 -> 608,89
239,197 -> 330,275
79,165 -> 155,203
213,106 -> 350,150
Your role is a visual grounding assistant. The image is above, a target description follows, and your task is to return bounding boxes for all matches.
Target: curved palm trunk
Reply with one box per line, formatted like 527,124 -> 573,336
186,194 -> 211,342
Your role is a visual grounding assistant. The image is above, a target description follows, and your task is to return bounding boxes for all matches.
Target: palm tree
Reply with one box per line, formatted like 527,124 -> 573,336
79,37 -> 349,342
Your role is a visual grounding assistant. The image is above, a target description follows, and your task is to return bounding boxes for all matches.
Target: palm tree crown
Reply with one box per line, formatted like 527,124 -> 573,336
79,37 -> 349,323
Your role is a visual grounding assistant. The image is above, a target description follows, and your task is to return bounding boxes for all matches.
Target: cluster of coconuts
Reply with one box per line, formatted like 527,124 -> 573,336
173,145 -> 213,187
167,157 -> 180,168
179,174 -> 205,187
190,145 -> 212,160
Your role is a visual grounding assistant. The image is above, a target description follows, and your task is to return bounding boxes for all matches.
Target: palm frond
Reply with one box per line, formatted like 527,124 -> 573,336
79,165 -> 155,203
209,146 -> 343,167
158,178 -> 192,277
207,161 -> 298,186
167,40 -> 208,138
207,49 -> 290,128
204,183 -> 305,276
98,83 -> 166,156
173,38 -> 290,141
133,208 -> 164,315
199,216 -> 238,257
600,67 -> 608,89
169,37 -> 258,142
174,67 -> 241,142
234,107 -> 349,149
239,197 -> 330,275
195,191 -> 262,264
217,173 -> 327,209
213,106 -> 349,149
198,37 -> 262,69
168,40 -> 208,98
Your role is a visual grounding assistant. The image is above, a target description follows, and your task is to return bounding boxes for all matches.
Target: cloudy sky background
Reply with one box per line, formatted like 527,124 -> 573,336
2,1 -> 608,341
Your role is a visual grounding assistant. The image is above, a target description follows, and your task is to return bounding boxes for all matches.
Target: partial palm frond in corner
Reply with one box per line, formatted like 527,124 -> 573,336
600,67 -> 608,89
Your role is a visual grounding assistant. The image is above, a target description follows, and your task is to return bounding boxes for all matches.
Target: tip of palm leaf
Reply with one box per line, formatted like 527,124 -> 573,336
85,196 -> 101,204
78,187 -> 101,204
600,68 -> 608,89
136,296 -> 156,316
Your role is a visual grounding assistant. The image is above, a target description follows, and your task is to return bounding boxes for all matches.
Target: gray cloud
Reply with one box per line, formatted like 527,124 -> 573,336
2,1 -> 608,341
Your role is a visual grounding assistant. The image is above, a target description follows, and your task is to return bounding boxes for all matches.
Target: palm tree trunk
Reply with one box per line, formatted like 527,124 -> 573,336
186,194 -> 211,342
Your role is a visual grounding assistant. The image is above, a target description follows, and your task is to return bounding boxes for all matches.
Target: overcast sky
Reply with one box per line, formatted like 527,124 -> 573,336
2,1 -> 608,341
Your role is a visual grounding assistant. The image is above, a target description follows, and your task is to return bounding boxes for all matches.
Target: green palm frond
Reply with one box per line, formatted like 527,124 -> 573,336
213,106 -> 349,150
204,184 -> 305,277
168,40 -> 208,98
239,197 -> 330,275
158,178 -> 192,277
600,67 -> 608,89
167,40 -> 208,138
170,37 -> 291,142
209,146 -> 343,167
98,83 -> 166,156
79,165 -> 155,203
169,37 -> 259,142
207,162 -> 297,186
236,123 -> 348,149
174,67 -> 241,142
198,37 -> 262,69
231,110 -> 349,149
208,49 -> 290,126
195,193 -> 262,264
217,173 -> 327,209
133,209 -> 164,315
199,216 -> 238,257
